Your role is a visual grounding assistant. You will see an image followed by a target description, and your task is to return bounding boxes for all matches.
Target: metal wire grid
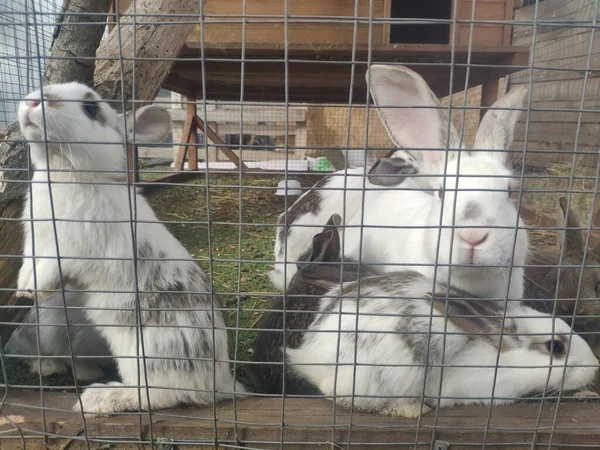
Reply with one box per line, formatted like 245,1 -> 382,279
0,0 -> 599,448
0,0 -> 61,127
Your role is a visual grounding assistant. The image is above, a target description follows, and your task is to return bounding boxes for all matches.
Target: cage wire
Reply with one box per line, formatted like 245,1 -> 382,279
0,0 -> 600,448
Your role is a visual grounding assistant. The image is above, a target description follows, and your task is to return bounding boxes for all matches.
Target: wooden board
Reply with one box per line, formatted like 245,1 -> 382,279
452,0 -> 513,46
1,390 -> 600,449
164,42 -> 530,104
508,0 -> 600,170
191,0 -> 389,45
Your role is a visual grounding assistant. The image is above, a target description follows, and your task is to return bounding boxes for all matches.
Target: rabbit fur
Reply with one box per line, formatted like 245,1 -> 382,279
4,292 -> 113,382
254,214 -> 377,394
17,83 -> 245,415
524,196 -> 600,358
270,65 -> 529,304
262,216 -> 598,417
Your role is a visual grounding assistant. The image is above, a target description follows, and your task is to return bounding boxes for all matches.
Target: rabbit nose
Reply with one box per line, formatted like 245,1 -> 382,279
459,230 -> 489,247
28,100 -> 41,108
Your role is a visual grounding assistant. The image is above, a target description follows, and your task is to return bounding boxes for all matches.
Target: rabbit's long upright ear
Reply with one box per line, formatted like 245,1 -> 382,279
123,105 -> 172,143
367,65 -> 460,172
557,196 -> 585,254
473,86 -> 528,162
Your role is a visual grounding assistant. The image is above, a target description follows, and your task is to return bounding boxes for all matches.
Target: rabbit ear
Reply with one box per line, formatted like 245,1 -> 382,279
473,86 -> 528,163
556,196 -> 585,254
368,154 -> 419,186
310,227 -> 341,263
123,105 -> 172,144
367,65 -> 460,172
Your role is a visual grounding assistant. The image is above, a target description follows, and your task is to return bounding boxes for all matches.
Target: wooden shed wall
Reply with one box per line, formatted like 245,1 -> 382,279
509,0 -> 600,169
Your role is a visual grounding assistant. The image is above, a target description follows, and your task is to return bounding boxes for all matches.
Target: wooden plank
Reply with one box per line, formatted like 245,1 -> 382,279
186,98 -> 198,170
514,0 -> 594,23
170,108 -> 307,123
504,0 -> 514,45
196,0 -> 389,45
203,0 -> 387,17
174,106 -> 195,171
196,23 -> 385,46
195,115 -> 250,171
164,42 -> 530,104
3,391 -> 600,449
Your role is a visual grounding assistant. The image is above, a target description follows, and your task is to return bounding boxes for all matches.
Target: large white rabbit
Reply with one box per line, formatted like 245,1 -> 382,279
271,65 -> 528,302
17,83 -> 245,415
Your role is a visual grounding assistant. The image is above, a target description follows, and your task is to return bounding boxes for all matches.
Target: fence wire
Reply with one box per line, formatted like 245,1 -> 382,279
1,0 -> 600,449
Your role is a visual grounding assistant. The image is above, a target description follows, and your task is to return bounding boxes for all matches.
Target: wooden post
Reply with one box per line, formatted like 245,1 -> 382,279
480,78 -> 500,122
174,99 -> 197,171
126,144 -> 138,182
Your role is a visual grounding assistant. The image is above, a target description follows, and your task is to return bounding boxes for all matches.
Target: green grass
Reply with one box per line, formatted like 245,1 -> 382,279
3,174 -> 288,390
146,175 -> 284,383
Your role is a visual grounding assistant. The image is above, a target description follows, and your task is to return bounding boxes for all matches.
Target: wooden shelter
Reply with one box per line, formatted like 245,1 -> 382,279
114,0 -> 529,173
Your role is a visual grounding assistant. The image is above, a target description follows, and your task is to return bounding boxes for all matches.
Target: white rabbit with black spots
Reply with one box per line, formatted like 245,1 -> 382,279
18,83 -> 245,415
271,65 -> 529,303
264,220 -> 599,417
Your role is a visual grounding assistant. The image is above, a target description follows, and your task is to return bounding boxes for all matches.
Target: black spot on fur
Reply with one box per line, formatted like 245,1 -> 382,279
277,176 -> 330,246
462,201 -> 482,221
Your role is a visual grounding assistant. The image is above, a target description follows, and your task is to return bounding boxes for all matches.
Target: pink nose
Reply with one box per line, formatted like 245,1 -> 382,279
459,231 -> 489,247
28,100 -> 41,108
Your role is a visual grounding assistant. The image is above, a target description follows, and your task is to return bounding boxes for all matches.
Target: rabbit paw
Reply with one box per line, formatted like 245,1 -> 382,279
380,403 -> 432,418
74,382 -> 139,417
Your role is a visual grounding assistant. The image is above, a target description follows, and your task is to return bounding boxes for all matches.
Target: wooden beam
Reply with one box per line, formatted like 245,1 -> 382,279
174,99 -> 197,171
195,115 -> 250,172
3,391 -> 600,449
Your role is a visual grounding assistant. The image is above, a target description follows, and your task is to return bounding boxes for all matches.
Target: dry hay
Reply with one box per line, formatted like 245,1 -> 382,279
521,162 -> 600,249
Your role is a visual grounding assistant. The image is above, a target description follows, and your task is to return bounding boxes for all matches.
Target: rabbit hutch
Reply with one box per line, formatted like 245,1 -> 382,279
6,0 -> 600,449
112,0 -> 529,176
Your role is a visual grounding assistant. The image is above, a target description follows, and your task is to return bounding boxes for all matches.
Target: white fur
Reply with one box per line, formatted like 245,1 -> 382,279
269,166 -> 417,290
286,276 -> 599,416
18,83 -> 244,415
270,65 -> 529,301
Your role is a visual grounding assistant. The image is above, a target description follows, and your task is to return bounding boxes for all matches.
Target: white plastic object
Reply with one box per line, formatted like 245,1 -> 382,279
275,179 -> 302,196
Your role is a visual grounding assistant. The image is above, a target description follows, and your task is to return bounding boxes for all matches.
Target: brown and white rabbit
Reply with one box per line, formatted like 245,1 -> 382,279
257,215 -> 598,417
17,83 -> 245,415
524,196 -> 600,355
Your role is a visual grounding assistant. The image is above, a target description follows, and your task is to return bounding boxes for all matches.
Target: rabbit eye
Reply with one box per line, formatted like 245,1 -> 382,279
545,339 -> 565,355
507,185 -> 514,199
82,100 -> 99,119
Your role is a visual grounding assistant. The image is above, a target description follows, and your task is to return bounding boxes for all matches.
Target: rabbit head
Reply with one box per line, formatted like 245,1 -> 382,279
366,65 -> 528,290
290,213 -> 376,294
508,305 -> 599,393
18,82 -> 171,175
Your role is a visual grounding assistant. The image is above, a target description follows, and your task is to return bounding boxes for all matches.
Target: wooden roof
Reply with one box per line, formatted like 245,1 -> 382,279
164,42 -> 530,103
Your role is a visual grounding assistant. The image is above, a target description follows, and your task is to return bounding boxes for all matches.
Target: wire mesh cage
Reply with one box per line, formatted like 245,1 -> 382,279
1,0 -> 600,448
